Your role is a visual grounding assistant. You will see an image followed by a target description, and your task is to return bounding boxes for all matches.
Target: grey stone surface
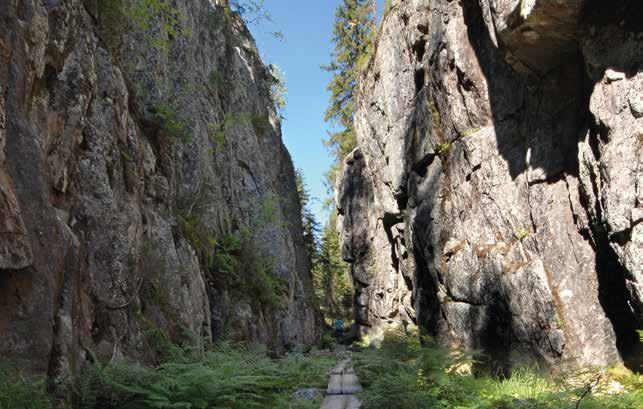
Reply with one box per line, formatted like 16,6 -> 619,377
336,0 -> 642,370
327,374 -> 343,395
322,358 -> 362,408
321,395 -> 361,409
0,0 -> 318,377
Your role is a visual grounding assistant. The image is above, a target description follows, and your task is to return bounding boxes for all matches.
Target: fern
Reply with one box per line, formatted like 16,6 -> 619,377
66,341 -> 335,409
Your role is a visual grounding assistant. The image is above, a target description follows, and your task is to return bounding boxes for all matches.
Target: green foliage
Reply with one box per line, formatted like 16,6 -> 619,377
246,256 -> 288,308
176,210 -> 242,278
129,0 -> 189,55
0,365 -> 52,409
207,122 -> 226,153
176,209 -> 284,308
296,170 -> 321,270
98,0 -> 189,55
250,114 -> 271,135
150,102 -> 190,142
435,142 -> 451,157
460,127 -> 482,138
208,70 -> 227,90
69,342 -> 335,409
354,328 -> 643,409
255,192 -> 281,227
515,228 -> 531,241
229,0 -> 272,25
323,0 -> 376,190
313,215 -> 353,321
268,64 -> 288,115
207,112 -> 271,153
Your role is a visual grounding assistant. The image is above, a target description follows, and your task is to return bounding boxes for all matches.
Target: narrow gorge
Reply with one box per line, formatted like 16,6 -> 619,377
0,0 -> 641,407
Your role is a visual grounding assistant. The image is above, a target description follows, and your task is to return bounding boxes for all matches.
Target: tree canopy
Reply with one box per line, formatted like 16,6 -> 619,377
323,0 -> 376,190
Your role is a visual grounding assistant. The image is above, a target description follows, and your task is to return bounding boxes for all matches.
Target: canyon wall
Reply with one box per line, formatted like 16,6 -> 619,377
336,0 -> 641,371
0,0 -> 318,379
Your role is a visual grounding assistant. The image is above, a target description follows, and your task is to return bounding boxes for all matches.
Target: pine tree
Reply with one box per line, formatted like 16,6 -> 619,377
323,0 -> 376,189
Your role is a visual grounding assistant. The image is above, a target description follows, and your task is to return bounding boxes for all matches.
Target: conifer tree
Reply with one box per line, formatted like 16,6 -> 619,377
295,170 -> 320,268
323,0 -> 376,188
313,215 -> 353,320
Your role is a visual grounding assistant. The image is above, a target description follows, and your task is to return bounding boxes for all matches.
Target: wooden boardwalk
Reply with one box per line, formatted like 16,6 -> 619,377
320,359 -> 362,409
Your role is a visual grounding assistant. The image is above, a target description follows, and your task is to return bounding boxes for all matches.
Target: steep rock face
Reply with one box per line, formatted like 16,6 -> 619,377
0,0 -> 318,378
337,0 -> 641,370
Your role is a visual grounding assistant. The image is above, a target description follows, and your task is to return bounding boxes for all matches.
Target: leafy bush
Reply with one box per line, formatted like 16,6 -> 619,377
354,328 -> 643,409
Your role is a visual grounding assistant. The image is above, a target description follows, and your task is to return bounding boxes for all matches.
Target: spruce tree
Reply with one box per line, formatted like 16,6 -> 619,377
295,170 -> 320,269
314,215 -> 353,320
323,0 -> 376,188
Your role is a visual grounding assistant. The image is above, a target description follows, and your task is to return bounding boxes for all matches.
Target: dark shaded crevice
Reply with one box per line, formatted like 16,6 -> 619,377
577,126 -> 639,370
414,68 -> 425,93
411,152 -> 436,177
412,240 -> 443,339
465,163 -> 481,182
382,214 -> 403,274
413,37 -> 427,62
592,235 -> 640,370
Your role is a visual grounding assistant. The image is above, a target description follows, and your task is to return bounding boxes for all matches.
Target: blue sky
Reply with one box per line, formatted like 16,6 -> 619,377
249,1 -> 384,225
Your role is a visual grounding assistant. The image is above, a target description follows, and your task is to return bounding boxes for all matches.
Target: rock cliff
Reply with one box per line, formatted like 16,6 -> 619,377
336,0 -> 642,371
0,0 -> 318,379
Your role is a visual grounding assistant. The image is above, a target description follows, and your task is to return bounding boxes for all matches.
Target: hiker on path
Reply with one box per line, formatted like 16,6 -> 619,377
334,319 -> 344,338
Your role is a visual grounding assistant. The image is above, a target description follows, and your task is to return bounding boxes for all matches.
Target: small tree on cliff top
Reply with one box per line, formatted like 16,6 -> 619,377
323,0 -> 376,191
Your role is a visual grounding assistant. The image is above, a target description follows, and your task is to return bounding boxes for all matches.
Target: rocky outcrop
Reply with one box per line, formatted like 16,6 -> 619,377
336,0 -> 641,371
0,0 -> 318,379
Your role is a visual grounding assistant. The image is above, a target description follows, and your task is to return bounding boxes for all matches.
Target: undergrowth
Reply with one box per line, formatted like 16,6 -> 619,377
354,328 -> 643,409
1,343 -> 335,409
0,364 -> 51,409
176,210 -> 287,308
72,342 -> 334,409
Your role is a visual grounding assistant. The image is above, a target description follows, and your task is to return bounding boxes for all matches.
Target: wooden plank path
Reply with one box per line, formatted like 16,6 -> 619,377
320,358 -> 362,409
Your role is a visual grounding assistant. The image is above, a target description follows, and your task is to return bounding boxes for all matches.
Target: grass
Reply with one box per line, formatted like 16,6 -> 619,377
0,364 -> 51,409
353,328 -> 643,409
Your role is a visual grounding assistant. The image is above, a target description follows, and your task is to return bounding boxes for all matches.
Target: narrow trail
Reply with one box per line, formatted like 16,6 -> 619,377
320,358 -> 362,409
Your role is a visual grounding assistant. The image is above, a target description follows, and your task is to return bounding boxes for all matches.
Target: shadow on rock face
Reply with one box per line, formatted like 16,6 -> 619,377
459,0 -> 641,371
